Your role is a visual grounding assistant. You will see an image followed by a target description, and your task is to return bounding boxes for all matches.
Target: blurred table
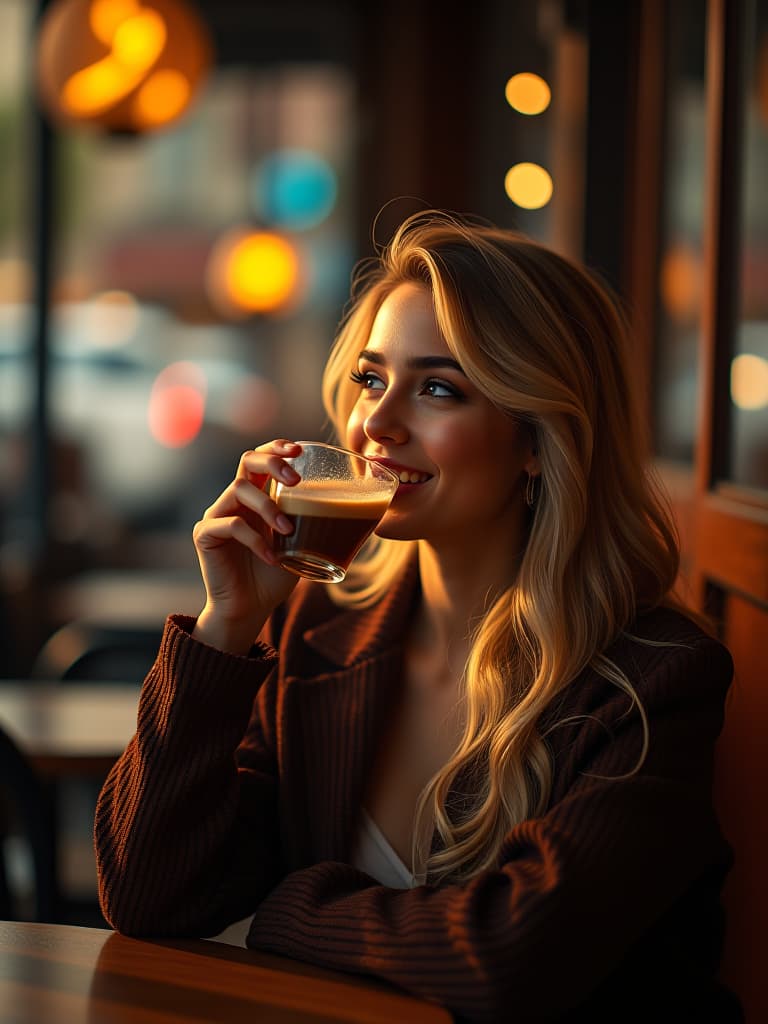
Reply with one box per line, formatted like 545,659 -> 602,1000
51,569 -> 205,629
0,682 -> 139,777
0,921 -> 452,1023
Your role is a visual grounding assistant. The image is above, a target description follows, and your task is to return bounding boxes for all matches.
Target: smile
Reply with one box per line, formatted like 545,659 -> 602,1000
396,470 -> 430,484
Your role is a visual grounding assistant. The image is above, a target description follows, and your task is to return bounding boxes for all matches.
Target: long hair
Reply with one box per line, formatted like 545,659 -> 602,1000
321,209 -> 681,881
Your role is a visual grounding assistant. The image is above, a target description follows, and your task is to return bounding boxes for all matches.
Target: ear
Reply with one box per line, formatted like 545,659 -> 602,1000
524,438 -> 541,478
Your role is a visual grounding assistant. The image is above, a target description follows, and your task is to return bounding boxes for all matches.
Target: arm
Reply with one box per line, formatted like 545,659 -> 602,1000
95,614 -> 283,936
246,637 -> 734,1022
96,440 -> 304,935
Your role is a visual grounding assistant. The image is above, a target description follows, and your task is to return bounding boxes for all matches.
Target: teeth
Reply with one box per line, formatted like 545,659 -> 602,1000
398,470 -> 428,483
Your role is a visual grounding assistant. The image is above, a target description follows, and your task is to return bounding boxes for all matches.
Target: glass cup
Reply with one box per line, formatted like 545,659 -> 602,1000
268,442 -> 400,583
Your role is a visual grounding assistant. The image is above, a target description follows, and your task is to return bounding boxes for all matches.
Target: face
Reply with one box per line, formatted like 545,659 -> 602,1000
345,282 -> 537,549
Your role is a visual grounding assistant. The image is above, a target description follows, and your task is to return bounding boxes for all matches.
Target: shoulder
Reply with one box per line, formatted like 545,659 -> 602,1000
544,606 -> 734,739
608,605 -> 734,696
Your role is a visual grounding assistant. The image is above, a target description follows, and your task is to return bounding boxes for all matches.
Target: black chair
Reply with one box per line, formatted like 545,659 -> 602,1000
0,725 -> 56,921
30,622 -> 163,683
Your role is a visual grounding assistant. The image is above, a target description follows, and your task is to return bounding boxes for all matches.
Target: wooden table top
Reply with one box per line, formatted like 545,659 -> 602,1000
0,682 -> 140,777
0,921 -> 452,1023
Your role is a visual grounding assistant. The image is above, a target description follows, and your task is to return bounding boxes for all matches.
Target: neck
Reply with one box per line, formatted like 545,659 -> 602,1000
413,534 -> 520,666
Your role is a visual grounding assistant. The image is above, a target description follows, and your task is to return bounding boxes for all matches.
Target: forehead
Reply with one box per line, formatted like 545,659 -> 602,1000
366,282 -> 448,355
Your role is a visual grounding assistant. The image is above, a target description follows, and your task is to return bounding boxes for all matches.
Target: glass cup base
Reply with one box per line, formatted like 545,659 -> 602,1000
277,552 -> 346,583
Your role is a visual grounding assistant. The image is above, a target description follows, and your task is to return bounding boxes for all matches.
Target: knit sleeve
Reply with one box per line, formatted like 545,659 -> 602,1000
95,613 -> 281,937
245,636 -> 735,1023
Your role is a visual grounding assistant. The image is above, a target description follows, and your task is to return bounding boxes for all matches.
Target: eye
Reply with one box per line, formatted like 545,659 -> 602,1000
349,368 -> 385,391
420,378 -> 464,400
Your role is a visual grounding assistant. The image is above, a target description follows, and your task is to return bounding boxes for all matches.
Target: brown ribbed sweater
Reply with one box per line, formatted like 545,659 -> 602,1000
95,564 -> 742,1023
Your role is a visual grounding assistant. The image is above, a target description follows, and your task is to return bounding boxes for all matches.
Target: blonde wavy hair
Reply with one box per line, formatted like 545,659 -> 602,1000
321,209 -> 681,882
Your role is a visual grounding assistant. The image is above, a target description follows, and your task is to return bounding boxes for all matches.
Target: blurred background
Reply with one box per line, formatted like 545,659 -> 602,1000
1,0 -> 764,673
0,0 -> 766,1014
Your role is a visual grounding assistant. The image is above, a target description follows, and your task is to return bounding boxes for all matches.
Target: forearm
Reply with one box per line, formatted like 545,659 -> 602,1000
95,614 -> 279,936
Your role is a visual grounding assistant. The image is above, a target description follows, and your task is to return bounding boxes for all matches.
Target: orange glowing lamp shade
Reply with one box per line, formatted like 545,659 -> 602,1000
206,229 -> 305,319
36,0 -> 212,132
148,361 -> 206,447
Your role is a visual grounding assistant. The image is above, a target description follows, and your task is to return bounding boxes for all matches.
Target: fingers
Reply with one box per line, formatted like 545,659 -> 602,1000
238,440 -> 303,488
203,476 -> 293,535
194,440 -> 303,568
193,514 -> 281,567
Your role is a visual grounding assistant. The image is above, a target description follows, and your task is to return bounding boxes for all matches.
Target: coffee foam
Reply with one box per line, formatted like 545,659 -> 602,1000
277,479 -> 394,519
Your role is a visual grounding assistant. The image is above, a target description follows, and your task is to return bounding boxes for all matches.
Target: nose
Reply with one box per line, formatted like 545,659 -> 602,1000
362,392 -> 410,446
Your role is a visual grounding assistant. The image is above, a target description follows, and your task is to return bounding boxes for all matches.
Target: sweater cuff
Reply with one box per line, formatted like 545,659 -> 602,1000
148,613 -> 278,719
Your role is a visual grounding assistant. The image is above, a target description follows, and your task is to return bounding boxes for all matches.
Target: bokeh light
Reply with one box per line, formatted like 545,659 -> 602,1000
505,73 -> 551,115
36,0 -> 212,132
81,289 -> 140,347
660,243 -> 703,325
731,354 -> 768,410
206,228 -> 305,319
252,149 -> 338,230
225,374 -> 281,434
148,361 -> 207,447
504,163 -> 553,209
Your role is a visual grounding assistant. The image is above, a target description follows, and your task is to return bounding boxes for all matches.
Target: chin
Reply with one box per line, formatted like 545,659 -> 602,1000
373,519 -> 420,542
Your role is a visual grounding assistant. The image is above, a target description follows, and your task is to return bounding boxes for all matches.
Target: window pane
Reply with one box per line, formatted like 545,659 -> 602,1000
0,1 -> 34,546
48,64 -> 356,563
653,0 -> 708,462
729,0 -> 768,490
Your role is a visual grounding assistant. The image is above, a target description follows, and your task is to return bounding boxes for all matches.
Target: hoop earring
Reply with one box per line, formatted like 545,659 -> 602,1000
525,472 -> 540,509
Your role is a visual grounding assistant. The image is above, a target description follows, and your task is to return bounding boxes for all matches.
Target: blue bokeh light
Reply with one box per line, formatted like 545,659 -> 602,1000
252,150 -> 338,230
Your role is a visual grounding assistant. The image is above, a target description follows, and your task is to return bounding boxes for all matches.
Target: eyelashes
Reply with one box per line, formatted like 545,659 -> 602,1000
349,368 -> 465,401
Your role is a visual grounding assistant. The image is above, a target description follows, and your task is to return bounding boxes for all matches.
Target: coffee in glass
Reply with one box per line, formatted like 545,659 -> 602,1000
269,443 -> 399,582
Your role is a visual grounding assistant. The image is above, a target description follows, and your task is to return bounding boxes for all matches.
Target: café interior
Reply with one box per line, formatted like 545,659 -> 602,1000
0,0 -> 766,1019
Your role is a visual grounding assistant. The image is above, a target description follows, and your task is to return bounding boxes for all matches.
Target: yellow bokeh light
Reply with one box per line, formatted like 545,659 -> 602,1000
112,9 -> 167,67
731,354 -> 768,410
505,73 -> 551,115
133,68 -> 190,126
90,0 -> 141,45
504,163 -> 553,209
61,9 -> 166,116
209,231 -> 302,316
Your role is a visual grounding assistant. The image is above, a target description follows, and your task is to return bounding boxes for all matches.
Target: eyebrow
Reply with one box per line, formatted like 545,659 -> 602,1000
357,349 -> 467,375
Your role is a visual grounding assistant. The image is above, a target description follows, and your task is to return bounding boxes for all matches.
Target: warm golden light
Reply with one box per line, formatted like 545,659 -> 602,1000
112,7 -> 166,66
505,72 -> 551,115
660,243 -> 702,324
731,353 -> 768,410
504,163 -> 553,209
37,0 -> 212,132
90,0 -> 140,44
133,68 -> 190,126
206,229 -> 305,318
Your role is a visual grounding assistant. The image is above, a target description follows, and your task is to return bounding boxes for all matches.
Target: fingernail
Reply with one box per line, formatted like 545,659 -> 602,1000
276,514 -> 293,534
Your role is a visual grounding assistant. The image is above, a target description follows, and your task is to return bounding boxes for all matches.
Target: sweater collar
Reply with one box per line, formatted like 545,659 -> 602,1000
301,556 -> 420,668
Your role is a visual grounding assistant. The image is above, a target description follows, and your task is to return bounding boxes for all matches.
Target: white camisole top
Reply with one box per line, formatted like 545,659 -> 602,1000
352,810 -> 425,889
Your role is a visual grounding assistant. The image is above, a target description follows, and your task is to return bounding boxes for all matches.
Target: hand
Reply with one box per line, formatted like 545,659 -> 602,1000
191,440 -> 303,653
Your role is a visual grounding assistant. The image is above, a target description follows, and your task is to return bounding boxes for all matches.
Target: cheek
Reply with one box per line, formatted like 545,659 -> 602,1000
344,406 -> 365,449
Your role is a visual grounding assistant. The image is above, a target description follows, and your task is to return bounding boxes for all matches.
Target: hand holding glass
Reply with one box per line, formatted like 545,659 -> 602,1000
268,443 -> 399,582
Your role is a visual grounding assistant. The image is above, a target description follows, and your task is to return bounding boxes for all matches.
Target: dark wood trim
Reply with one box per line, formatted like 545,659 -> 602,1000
626,0 -> 666,440
697,0 -> 747,495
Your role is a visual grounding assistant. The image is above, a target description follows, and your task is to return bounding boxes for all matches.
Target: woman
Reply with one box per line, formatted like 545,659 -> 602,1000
95,210 -> 740,1021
